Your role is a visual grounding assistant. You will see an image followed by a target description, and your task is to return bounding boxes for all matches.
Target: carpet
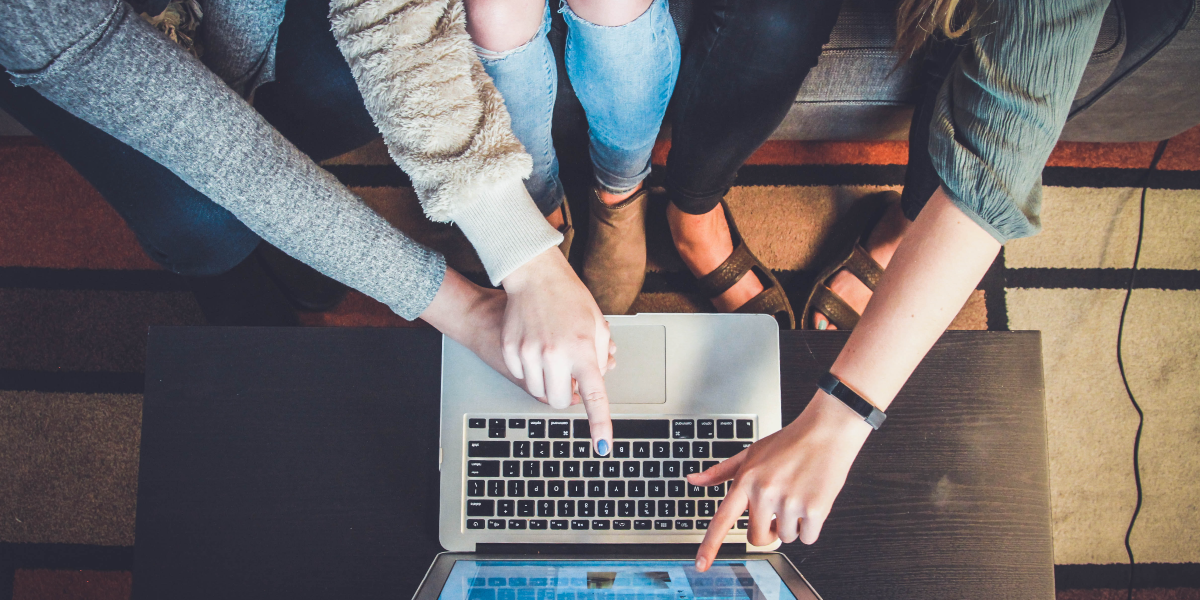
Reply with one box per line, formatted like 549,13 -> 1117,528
1,125 -> 1198,599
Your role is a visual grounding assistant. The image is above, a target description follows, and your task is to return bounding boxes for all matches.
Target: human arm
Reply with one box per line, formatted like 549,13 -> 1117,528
689,0 -> 1108,567
329,0 -> 614,452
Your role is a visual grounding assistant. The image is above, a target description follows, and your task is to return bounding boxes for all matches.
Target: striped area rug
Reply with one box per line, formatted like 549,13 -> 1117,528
1,126 -> 1198,599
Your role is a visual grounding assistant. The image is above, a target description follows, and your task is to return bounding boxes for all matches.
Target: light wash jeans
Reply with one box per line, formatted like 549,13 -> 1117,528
477,0 -> 680,215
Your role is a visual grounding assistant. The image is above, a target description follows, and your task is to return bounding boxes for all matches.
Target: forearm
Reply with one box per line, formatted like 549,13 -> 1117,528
829,188 -> 1001,410
2,0 -> 445,319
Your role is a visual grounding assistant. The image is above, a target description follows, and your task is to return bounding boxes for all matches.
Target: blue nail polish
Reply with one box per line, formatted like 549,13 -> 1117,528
817,319 -> 828,331
596,439 -> 610,457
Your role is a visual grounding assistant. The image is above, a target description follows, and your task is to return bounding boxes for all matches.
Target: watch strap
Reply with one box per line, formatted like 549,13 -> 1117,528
817,372 -> 887,430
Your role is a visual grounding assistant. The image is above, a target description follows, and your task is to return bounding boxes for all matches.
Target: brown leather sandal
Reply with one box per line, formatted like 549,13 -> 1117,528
693,201 -> 796,329
801,191 -> 896,330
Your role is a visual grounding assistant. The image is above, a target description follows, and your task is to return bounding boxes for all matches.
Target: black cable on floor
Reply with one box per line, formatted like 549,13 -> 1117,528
1119,138 -> 1169,600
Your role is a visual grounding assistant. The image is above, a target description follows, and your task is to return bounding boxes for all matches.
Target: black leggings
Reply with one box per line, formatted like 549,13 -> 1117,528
665,0 -> 961,220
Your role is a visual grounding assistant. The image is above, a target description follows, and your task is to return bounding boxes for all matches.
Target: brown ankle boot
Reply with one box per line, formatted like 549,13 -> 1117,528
582,188 -> 648,315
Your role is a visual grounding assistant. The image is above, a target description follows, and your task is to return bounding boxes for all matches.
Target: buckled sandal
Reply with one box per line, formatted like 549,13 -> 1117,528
693,201 -> 796,329
801,191 -> 895,330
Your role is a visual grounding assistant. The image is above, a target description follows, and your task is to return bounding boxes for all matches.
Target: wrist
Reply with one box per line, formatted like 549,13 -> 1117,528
805,390 -> 876,441
500,248 -> 563,294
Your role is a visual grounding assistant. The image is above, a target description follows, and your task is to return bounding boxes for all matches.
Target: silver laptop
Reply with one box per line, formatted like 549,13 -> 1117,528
439,313 -> 783,551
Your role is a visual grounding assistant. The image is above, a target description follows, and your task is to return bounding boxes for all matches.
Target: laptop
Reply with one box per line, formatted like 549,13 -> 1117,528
423,313 -> 821,599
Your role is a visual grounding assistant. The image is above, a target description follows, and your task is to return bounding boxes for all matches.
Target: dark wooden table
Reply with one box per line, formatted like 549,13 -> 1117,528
134,327 -> 1052,599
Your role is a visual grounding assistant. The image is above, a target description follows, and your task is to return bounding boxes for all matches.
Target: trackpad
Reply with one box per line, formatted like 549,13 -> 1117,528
605,325 -> 666,404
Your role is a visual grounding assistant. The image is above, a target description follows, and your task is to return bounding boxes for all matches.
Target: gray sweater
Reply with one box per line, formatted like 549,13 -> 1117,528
0,0 -> 562,319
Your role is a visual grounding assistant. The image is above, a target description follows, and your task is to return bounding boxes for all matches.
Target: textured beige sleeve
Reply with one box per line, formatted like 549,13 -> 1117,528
329,0 -> 561,284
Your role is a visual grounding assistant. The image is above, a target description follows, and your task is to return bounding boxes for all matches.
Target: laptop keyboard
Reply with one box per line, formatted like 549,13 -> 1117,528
462,416 -> 756,534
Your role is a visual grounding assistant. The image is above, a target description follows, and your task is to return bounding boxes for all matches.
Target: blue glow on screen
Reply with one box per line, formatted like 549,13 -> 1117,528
438,559 -> 797,600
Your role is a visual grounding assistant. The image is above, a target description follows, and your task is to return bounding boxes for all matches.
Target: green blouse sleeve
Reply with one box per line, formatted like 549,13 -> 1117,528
928,0 -> 1108,243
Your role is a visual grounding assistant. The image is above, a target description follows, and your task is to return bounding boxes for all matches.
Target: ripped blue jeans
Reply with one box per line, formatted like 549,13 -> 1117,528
476,0 -> 680,215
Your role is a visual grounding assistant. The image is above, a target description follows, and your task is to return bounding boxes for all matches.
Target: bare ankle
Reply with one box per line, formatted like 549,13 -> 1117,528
597,183 -> 642,207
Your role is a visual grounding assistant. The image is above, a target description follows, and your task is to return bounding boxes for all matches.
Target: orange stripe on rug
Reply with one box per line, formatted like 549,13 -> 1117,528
13,569 -> 131,600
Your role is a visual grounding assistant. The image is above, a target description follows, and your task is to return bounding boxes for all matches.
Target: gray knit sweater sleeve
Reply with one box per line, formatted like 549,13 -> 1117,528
329,0 -> 563,285
929,0 -> 1107,243
0,0 -> 445,320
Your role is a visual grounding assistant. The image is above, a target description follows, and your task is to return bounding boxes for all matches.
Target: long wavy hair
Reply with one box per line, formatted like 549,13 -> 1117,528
895,0 -> 981,59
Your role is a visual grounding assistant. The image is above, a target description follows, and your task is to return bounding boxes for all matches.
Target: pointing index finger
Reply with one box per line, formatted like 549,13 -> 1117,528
573,360 -> 612,457
695,483 -> 748,572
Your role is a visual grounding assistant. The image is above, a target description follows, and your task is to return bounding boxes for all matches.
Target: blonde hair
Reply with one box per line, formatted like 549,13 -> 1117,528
894,0 -> 980,60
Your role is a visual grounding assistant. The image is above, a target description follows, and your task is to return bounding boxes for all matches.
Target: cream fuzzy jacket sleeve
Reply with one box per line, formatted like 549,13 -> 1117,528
329,0 -> 562,285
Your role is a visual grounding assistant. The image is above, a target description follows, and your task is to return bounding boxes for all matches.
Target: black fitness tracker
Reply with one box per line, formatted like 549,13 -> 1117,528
817,372 -> 887,430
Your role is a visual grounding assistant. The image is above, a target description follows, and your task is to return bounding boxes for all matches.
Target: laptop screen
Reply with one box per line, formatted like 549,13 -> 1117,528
438,559 -> 799,600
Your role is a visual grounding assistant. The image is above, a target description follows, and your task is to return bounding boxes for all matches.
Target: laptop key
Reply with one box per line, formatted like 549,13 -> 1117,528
557,500 -> 575,517
571,520 -> 589,530
599,500 -> 615,517
618,500 -> 635,517
611,419 -> 669,439
675,520 -> 693,530
518,500 -> 535,517
672,419 -> 695,439
548,419 -> 571,438
697,419 -> 715,439
658,500 -> 675,517
533,442 -> 549,458
550,520 -> 569,530
537,500 -> 554,517
712,441 -> 752,458
613,442 -> 630,458
588,481 -> 605,497
643,461 -> 661,478
503,461 -> 520,478
468,461 -> 500,478
736,519 -> 749,529
653,442 -> 670,458
509,418 -> 526,429
592,520 -> 610,530
736,420 -> 754,438
530,519 -> 548,530
708,483 -> 725,497
468,441 -> 510,458
607,480 -> 625,497
668,481 -> 685,497
697,519 -> 710,530
543,461 -> 560,477
699,500 -> 715,517
638,500 -> 655,517
498,500 -> 515,517
509,519 -> 527,530
468,481 -> 486,497
679,500 -> 695,517
489,419 -> 506,438
467,500 -> 494,516
683,461 -> 700,476
632,442 -> 650,458
488,519 -> 506,529
563,461 -> 580,477
583,461 -> 600,477
688,484 -> 706,498
629,481 -> 646,497
692,441 -> 710,458
568,481 -> 585,497
467,518 -> 485,529
573,442 -> 591,459
654,520 -> 672,530
522,461 -> 540,478
703,461 -> 719,471
507,480 -> 525,497
603,461 -> 621,477
622,461 -> 640,478
634,520 -> 652,530
553,442 -> 571,459
648,480 -> 665,497
572,419 -> 590,439
488,480 -> 505,497
469,418 -> 486,429
613,520 -> 632,530
547,480 -> 565,497
663,461 -> 680,478
513,442 -> 530,458
528,480 -> 545,497
578,500 -> 595,517
672,441 -> 690,458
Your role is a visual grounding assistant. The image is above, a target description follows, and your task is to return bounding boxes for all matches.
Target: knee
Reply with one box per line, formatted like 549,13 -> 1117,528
565,0 -> 653,26
748,0 -> 837,52
466,0 -> 546,52
133,201 -> 260,277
